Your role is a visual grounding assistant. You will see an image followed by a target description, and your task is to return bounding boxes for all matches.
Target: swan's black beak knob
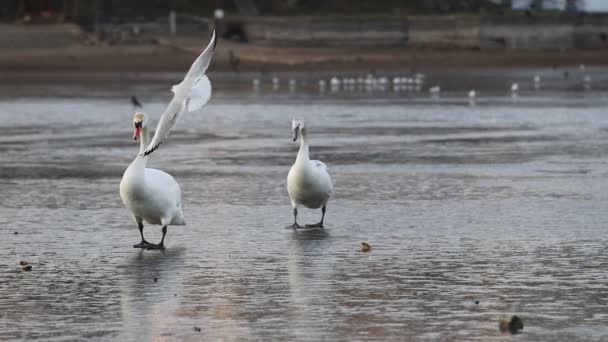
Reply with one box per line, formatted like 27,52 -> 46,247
292,126 -> 299,142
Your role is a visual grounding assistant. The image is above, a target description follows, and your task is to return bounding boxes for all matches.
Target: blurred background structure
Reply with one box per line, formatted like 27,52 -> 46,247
1,0 -> 608,72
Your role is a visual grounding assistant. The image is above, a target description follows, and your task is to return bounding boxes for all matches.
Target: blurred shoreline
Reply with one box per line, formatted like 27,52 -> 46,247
3,40 -> 608,74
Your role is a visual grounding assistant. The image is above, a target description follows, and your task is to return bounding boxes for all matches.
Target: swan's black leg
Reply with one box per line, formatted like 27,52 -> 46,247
133,222 -> 152,248
285,208 -> 302,229
306,205 -> 326,228
146,226 -> 167,250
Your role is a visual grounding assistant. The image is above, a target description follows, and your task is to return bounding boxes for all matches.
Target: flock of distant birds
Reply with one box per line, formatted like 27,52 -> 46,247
131,63 -> 595,109
244,63 -> 596,103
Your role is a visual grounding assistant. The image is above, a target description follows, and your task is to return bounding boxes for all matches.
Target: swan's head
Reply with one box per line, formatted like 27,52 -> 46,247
292,119 -> 305,141
132,112 -> 146,140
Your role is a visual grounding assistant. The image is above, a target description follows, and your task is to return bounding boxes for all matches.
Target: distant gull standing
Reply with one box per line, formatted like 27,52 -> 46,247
286,119 -> 333,229
511,83 -> 518,97
318,79 -> 326,90
468,90 -> 477,105
534,75 -> 541,89
584,75 -> 592,89
272,77 -> 279,91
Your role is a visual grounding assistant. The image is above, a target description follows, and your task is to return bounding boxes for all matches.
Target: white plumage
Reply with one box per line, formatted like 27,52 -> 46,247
429,85 -> 441,94
286,119 -> 333,229
119,31 -> 216,250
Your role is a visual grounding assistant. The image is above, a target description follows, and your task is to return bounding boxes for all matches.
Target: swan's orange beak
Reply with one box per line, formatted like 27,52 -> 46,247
133,127 -> 141,140
133,121 -> 142,140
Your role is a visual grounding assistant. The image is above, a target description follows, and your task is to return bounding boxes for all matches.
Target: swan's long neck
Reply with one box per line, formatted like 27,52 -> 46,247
296,129 -> 309,162
131,126 -> 151,170
138,126 -> 151,156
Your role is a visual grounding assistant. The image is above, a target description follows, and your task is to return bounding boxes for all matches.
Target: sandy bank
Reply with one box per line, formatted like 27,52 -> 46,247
2,38 -> 608,74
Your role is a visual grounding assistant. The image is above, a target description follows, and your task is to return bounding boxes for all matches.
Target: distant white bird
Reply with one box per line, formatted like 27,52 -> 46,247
330,77 -> 340,86
533,75 -> 541,89
289,79 -> 296,89
579,64 -> 586,71
393,77 -> 401,84
429,85 -> 440,94
584,75 -> 592,89
120,31 -> 216,250
286,119 -> 333,229
318,80 -> 326,88
272,77 -> 279,85
584,75 -> 592,84
468,90 -> 476,98
511,83 -> 519,94
252,78 -> 260,87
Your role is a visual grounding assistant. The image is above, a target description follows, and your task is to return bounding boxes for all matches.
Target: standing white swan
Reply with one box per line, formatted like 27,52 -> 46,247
119,31 -> 216,250
286,119 -> 333,228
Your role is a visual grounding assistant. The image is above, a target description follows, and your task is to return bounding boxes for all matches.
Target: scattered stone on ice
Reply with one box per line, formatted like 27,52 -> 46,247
499,315 -> 524,334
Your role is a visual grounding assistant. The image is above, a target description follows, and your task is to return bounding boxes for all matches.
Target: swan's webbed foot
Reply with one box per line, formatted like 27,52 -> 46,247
285,223 -> 302,229
133,240 -> 152,248
286,208 -> 302,229
145,243 -> 166,251
144,226 -> 167,250
305,205 -> 326,229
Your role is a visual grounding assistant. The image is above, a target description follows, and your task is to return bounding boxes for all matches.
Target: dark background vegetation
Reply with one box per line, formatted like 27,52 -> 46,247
1,0 -> 509,22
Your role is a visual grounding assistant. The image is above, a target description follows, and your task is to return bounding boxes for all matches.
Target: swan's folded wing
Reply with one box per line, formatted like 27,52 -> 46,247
311,160 -> 329,172
141,31 -> 216,156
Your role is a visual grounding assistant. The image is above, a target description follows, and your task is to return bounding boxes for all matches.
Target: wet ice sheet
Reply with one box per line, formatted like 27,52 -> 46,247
1,91 -> 608,341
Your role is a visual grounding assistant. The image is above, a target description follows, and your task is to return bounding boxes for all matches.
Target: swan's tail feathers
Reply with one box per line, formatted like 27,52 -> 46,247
171,212 -> 187,225
187,75 -> 212,112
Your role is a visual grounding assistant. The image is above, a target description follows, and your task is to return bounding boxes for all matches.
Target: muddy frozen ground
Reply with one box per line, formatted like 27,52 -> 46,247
1,68 -> 608,341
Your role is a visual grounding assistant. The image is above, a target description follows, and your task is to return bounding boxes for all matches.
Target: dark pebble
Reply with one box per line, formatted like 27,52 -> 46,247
474,300 -> 479,305
153,277 -> 158,283
193,327 -> 201,332
509,316 -> 524,333
499,315 -> 524,334
14,232 -> 18,235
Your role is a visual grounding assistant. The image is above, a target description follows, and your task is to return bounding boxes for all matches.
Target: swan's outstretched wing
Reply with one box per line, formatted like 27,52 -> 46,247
142,31 -> 217,156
